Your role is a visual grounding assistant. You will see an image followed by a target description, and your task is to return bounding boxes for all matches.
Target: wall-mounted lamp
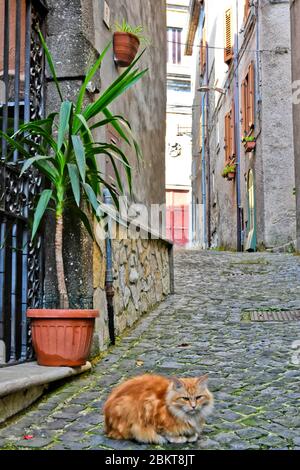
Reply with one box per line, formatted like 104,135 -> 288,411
198,85 -> 226,95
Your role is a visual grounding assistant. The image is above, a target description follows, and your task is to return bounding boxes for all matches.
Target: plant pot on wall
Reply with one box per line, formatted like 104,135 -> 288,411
222,163 -> 236,181
227,172 -> 235,181
244,140 -> 256,153
113,32 -> 140,67
27,309 -> 99,367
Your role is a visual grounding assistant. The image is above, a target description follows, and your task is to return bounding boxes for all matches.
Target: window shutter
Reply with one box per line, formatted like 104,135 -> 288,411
224,9 -> 233,64
244,77 -> 249,135
244,0 -> 250,23
200,24 -> 207,76
241,80 -> 246,137
224,112 -> 230,163
230,101 -> 236,158
248,61 -> 255,129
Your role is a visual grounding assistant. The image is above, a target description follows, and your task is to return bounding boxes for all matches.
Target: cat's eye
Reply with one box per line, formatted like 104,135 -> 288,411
181,397 -> 190,401
196,395 -> 204,400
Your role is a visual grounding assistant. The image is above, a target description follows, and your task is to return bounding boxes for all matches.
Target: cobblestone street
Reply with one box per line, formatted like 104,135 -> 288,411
1,250 -> 300,450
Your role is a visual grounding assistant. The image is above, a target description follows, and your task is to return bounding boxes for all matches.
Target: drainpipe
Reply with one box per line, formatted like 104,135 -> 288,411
255,0 -> 262,107
205,42 -> 211,248
201,93 -> 207,248
103,188 -> 115,345
234,0 -> 242,251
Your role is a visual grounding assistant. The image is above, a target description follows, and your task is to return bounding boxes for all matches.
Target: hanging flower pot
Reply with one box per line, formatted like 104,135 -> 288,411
227,171 -> 236,181
244,140 -> 256,152
222,163 -> 236,181
242,136 -> 256,153
27,309 -> 99,367
113,32 -> 140,67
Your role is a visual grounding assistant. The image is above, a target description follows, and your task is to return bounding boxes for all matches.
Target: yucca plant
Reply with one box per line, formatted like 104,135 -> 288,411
1,32 -> 147,308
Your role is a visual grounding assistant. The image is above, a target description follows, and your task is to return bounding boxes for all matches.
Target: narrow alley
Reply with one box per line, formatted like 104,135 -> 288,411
0,250 -> 299,451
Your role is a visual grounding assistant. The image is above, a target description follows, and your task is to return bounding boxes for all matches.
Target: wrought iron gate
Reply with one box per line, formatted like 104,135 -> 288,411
0,0 -> 46,365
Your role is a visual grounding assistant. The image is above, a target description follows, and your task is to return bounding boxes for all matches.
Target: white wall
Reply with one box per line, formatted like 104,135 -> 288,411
166,1 -> 193,189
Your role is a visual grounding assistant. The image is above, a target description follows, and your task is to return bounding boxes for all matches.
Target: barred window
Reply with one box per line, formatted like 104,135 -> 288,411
167,27 -> 182,64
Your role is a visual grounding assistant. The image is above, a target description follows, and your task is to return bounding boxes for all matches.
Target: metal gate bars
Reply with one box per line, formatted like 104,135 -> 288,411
0,0 -> 46,365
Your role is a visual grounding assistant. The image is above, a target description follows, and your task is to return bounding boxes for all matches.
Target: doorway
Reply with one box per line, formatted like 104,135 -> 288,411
245,169 -> 257,252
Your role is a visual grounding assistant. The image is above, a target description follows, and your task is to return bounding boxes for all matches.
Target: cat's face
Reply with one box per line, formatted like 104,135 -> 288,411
167,375 -> 214,419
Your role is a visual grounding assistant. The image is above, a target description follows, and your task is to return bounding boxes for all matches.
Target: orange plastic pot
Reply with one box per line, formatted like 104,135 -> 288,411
113,32 -> 140,67
244,141 -> 256,152
27,309 -> 99,367
227,172 -> 235,181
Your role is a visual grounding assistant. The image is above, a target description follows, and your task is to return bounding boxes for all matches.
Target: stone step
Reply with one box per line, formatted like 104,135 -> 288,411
0,362 -> 91,424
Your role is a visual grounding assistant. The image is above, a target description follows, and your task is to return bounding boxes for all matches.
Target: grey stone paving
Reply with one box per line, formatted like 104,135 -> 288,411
0,250 -> 300,450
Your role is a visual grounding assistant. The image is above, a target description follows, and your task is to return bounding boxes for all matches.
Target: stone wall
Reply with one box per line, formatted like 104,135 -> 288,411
93,231 -> 172,351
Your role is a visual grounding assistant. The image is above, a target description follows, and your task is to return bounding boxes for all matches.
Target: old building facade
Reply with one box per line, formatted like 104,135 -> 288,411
166,0 -> 193,247
0,0 -> 171,367
290,0 -> 300,251
186,0 -> 296,251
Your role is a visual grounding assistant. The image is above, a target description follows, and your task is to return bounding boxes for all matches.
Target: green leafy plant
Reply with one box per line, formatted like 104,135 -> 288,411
0,31 -> 147,308
112,20 -> 150,45
222,163 -> 236,178
242,135 -> 256,143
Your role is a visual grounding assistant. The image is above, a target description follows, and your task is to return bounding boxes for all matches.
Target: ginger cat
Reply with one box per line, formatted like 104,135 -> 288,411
104,374 -> 214,444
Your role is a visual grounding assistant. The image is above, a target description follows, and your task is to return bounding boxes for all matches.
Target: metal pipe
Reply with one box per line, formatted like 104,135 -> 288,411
234,0 -> 242,252
205,42 -> 211,248
103,188 -> 115,345
201,93 -> 207,248
255,0 -> 262,106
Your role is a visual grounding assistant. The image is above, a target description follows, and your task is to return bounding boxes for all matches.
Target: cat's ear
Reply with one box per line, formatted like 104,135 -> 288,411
197,374 -> 209,387
170,378 -> 183,391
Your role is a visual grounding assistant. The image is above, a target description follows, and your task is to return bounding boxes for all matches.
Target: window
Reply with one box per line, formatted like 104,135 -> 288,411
0,0 -> 26,81
200,22 -> 207,76
224,8 -> 233,65
241,62 -> 255,136
167,27 -> 182,64
224,102 -> 236,163
167,79 -> 191,93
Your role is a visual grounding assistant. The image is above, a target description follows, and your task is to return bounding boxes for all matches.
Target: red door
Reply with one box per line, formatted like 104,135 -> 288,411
166,189 -> 190,246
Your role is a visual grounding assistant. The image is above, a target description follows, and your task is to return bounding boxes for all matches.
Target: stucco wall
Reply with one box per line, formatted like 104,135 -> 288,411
290,0 -> 300,250
259,0 -> 296,249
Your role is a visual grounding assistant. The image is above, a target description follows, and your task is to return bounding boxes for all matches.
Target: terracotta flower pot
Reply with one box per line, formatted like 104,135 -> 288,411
244,140 -> 256,152
113,32 -> 140,67
227,172 -> 235,181
27,309 -> 99,367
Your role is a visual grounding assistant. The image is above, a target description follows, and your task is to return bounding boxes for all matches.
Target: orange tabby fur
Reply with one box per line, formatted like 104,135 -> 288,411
104,374 -> 214,444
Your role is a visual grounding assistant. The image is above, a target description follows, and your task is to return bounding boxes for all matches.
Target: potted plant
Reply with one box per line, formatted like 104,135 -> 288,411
1,33 -> 146,366
222,163 -> 236,181
242,135 -> 256,152
112,20 -> 150,67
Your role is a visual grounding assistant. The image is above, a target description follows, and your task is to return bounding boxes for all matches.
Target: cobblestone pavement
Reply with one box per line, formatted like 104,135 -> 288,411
1,250 -> 300,450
